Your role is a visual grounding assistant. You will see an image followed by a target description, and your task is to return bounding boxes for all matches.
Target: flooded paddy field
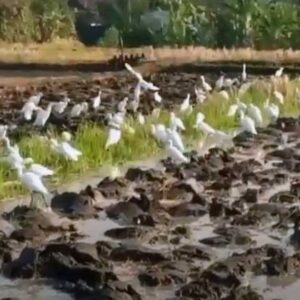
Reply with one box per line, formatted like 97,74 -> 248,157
0,64 -> 299,299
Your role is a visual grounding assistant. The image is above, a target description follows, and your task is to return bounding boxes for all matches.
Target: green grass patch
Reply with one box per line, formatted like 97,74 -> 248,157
0,77 -> 299,200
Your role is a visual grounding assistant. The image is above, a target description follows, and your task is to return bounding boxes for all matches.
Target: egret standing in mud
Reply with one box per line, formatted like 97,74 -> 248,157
242,64 -> 247,82
215,74 -> 224,90
91,89 -> 102,111
166,140 -> 188,164
15,164 -> 49,209
201,75 -> 212,93
53,95 -> 70,114
33,103 -> 54,127
70,102 -> 88,118
28,92 -> 43,106
275,67 -> 284,77
21,101 -> 38,121
154,91 -> 162,103
239,110 -> 257,134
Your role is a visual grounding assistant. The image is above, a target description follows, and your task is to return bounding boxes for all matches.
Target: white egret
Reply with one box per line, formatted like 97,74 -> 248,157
50,138 -> 82,161
137,112 -> 145,125
273,90 -> 284,104
53,96 -> 70,114
215,75 -> 224,90
151,124 -> 168,144
23,158 -> 54,177
107,112 -> 125,128
166,128 -> 184,152
201,75 -> 212,92
91,90 -> 101,111
21,101 -> 38,121
247,103 -> 263,127
227,99 -> 247,117
275,67 -> 284,77
224,78 -> 236,89
242,64 -> 247,82
239,111 -> 257,135
154,91 -> 162,103
129,98 -> 139,113
28,92 -> 43,106
170,112 -> 185,131
33,103 -> 54,127
166,140 -> 188,164
2,137 -> 22,159
195,87 -> 206,104
105,127 -> 122,149
0,125 -> 7,139
118,97 -> 128,113
219,90 -> 230,100
180,94 -> 191,113
264,99 -> 279,123
194,120 -> 215,135
125,63 -> 159,91
70,102 -> 88,118
15,164 -> 49,208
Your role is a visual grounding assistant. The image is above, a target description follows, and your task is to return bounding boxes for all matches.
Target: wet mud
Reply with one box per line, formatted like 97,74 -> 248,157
0,113 -> 300,299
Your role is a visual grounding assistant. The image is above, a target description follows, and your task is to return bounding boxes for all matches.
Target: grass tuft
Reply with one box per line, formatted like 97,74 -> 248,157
0,76 -> 299,200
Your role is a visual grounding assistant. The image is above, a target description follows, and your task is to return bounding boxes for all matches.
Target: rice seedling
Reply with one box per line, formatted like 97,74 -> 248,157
0,76 -> 299,200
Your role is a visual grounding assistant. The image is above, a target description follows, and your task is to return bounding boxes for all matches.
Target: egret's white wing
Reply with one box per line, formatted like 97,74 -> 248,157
167,144 -> 188,163
125,63 -> 143,81
29,164 -> 54,177
21,171 -> 48,194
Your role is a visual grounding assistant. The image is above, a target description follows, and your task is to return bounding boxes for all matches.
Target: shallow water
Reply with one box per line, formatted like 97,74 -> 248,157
0,276 -> 72,300
252,275 -> 300,300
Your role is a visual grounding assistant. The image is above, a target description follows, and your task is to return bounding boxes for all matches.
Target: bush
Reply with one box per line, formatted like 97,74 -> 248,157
0,0 -> 74,43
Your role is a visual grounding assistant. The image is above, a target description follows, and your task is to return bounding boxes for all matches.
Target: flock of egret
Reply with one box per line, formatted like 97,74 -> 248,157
0,63 -> 288,209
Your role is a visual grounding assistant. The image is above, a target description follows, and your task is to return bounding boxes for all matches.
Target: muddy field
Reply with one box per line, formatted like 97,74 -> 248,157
0,69 -> 225,138
0,68 -> 300,300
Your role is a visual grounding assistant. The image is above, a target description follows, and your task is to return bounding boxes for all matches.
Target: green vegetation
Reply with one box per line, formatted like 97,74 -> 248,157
0,77 -> 299,200
98,0 -> 300,48
0,0 -> 300,48
0,0 -> 74,43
